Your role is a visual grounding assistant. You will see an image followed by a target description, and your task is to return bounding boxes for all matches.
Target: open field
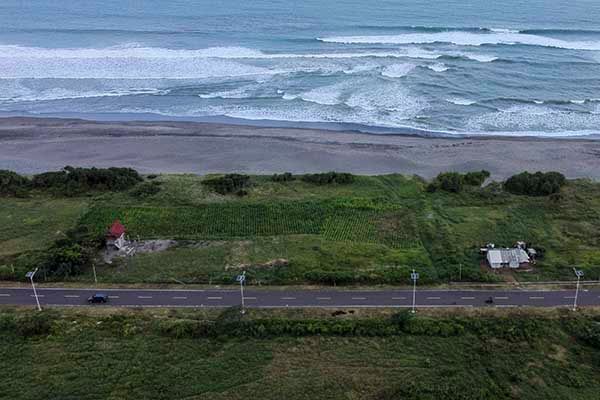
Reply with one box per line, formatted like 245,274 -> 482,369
2,173 -> 600,285
1,307 -> 600,399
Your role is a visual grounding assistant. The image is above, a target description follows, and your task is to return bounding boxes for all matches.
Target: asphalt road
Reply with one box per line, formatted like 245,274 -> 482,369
1,287 -> 599,309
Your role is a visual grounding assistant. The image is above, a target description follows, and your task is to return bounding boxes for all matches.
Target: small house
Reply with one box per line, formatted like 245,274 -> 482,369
106,219 -> 126,250
487,248 -> 530,269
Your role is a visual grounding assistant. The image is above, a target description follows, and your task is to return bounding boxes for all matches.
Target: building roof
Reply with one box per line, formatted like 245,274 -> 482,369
488,248 -> 530,264
108,220 -> 126,238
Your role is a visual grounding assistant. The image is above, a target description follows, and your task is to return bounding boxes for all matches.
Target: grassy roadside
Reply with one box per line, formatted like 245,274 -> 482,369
1,306 -> 599,399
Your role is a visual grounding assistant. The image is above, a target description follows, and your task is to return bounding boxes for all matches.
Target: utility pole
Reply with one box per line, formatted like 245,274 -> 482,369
236,271 -> 246,314
92,262 -> 98,284
25,268 -> 42,312
411,269 -> 419,314
459,263 -> 462,281
573,268 -> 584,311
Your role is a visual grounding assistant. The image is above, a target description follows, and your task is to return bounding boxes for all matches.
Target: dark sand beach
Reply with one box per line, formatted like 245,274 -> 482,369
0,117 -> 599,179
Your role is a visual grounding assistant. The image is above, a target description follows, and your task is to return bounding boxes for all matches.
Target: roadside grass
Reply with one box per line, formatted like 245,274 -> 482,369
0,197 -> 88,258
1,308 -> 600,399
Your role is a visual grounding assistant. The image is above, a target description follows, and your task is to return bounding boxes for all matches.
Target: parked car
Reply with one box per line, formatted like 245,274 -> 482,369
485,296 -> 494,304
88,293 -> 109,304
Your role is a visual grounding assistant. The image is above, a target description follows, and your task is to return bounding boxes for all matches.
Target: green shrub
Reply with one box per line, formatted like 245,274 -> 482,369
301,172 -> 355,185
0,265 -> 15,280
16,313 -> 53,337
202,174 -> 251,195
504,171 -> 566,196
0,170 -> 29,196
463,170 -> 490,186
31,166 -> 142,195
272,172 -> 295,182
130,181 -> 162,198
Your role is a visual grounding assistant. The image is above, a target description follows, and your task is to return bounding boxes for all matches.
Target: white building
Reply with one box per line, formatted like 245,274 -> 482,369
487,248 -> 530,269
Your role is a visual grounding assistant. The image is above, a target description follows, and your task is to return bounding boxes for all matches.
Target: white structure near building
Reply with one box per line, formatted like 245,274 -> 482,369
487,248 -> 530,269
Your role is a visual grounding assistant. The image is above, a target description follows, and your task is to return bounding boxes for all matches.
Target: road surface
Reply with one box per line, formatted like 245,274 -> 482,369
1,287 -> 599,309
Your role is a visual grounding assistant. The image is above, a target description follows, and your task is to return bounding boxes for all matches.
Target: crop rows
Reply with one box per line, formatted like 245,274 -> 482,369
81,201 -> 422,248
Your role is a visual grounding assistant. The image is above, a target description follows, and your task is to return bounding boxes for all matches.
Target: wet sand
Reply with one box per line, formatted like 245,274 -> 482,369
0,116 -> 599,179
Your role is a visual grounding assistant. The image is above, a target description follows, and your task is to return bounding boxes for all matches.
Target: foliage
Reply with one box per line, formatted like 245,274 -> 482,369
504,171 -> 566,196
301,171 -> 355,185
427,170 -> 490,193
202,173 -> 251,195
0,170 -> 29,196
130,181 -> 162,198
31,166 -> 142,196
271,172 -> 295,182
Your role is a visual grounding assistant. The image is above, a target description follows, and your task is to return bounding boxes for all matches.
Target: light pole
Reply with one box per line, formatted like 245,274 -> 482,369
25,268 -> 42,312
572,268 -> 584,311
410,269 -> 419,314
236,271 -> 246,314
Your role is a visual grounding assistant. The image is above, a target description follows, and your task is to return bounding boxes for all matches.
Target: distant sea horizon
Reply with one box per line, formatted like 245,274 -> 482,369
1,0 -> 600,138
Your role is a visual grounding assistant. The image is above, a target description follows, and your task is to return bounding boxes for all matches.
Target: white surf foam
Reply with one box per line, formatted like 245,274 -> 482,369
381,63 -> 416,78
447,98 -> 476,106
318,32 -> 600,51
426,63 -> 449,72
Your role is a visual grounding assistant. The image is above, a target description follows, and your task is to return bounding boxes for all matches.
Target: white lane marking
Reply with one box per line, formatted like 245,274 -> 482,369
172,296 -> 188,300
137,296 -> 153,299
317,297 -> 331,300
563,296 -> 576,299
495,296 -> 509,300
426,297 -> 441,300
30,294 -> 45,298
352,297 -> 367,300
0,294 -> 10,297
108,296 -> 120,299
64,295 -> 80,298
461,297 -> 475,300
529,296 -> 544,300
244,297 -> 257,300
207,297 -> 222,300
495,305 -> 518,308
392,297 -> 407,300
281,297 -> 296,300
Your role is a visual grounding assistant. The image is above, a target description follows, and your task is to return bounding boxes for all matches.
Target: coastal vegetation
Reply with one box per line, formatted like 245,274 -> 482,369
1,307 -> 599,399
0,169 -> 598,285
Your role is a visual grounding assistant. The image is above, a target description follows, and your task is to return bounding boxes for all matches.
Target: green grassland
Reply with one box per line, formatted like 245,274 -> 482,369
2,173 -> 600,285
1,307 -> 600,400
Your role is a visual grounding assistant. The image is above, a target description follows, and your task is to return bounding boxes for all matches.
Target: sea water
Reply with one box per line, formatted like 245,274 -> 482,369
1,0 -> 599,136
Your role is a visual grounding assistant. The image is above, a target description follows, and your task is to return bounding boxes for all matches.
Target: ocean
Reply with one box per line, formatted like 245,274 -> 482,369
1,0 -> 600,137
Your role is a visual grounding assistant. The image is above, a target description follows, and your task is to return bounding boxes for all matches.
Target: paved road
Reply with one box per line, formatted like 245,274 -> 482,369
1,287 -> 599,309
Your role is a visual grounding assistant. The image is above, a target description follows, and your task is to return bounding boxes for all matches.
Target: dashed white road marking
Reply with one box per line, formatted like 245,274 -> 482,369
207,297 -> 222,300
352,297 -> 367,300
392,297 -> 407,300
495,296 -> 509,300
30,294 -> 45,298
137,296 -> 153,299
64,295 -> 80,298
426,297 -> 441,300
0,294 -> 10,297
461,297 -> 475,300
108,296 -> 120,299
529,296 -> 544,300
564,296 -> 576,299
317,297 -> 331,300
172,296 -> 187,300
281,297 -> 296,300
244,297 -> 257,300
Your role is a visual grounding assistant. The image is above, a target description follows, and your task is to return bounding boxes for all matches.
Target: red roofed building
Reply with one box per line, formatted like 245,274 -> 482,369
106,219 -> 126,249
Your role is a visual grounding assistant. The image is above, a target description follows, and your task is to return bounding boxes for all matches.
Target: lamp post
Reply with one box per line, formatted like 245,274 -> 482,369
25,268 -> 42,312
410,269 -> 419,314
572,268 -> 584,311
236,271 -> 246,314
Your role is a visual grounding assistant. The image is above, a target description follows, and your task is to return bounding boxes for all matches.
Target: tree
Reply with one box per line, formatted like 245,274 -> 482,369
0,170 -> 29,196
504,171 -> 566,196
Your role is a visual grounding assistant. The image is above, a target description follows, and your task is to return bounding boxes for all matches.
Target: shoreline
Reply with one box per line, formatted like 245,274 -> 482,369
1,116 -> 599,179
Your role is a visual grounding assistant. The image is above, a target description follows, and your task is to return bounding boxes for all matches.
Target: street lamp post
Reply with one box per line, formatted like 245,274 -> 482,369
25,268 -> 42,312
236,271 -> 246,314
410,269 -> 419,314
573,268 -> 584,311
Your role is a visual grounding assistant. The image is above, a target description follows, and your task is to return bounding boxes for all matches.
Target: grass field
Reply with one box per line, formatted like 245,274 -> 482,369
2,173 -> 600,285
1,307 -> 600,400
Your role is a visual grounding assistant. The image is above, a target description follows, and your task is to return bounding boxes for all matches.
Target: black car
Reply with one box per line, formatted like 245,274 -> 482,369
485,296 -> 494,304
88,293 -> 109,304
